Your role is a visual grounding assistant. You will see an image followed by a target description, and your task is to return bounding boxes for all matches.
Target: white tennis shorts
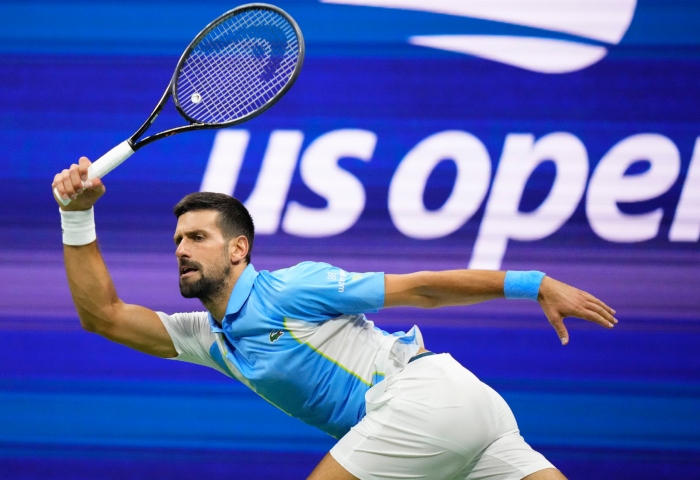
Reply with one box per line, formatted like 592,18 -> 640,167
330,354 -> 555,480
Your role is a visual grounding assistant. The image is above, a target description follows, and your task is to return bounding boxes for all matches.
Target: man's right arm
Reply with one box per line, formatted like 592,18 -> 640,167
55,157 -> 177,358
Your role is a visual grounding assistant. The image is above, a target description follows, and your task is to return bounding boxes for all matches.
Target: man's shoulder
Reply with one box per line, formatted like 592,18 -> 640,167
259,261 -> 335,282
252,261 -> 338,308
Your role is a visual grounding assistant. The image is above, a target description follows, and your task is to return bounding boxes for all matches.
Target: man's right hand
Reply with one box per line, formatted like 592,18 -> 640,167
52,157 -> 106,211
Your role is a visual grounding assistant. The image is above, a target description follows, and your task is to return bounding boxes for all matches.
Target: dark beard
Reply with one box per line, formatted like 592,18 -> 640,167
179,259 -> 230,301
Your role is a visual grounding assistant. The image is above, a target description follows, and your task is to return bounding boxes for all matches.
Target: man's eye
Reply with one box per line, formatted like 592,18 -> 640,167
195,235 -> 204,241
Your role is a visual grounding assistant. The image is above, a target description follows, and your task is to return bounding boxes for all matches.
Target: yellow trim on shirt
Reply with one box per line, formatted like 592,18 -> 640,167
283,317 -> 383,387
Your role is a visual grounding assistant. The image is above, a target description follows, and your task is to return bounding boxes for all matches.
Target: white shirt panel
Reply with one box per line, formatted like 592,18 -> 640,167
157,311 -> 228,376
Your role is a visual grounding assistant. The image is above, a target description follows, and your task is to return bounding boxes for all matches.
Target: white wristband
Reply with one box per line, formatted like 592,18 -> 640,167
60,208 -> 97,246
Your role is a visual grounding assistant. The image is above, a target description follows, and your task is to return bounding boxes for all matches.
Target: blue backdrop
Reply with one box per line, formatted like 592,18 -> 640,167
0,1 -> 698,478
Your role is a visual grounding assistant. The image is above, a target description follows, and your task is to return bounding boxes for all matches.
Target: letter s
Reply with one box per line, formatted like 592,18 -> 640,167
282,129 -> 377,237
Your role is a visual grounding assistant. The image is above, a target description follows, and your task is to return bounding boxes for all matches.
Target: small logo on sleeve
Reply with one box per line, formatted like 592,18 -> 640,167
337,270 -> 347,292
269,329 -> 284,343
327,269 -> 350,292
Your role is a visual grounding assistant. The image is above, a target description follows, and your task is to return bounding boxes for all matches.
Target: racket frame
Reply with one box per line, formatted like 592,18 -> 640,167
127,3 -> 305,152
55,3 -> 304,205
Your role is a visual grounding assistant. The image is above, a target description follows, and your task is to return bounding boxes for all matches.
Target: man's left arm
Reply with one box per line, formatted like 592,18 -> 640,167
384,270 -> 617,345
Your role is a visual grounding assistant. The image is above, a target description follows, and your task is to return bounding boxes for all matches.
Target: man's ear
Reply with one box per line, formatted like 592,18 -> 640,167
228,235 -> 249,264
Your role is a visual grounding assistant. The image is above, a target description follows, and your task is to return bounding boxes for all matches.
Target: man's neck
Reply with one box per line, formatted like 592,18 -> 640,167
204,262 -> 247,324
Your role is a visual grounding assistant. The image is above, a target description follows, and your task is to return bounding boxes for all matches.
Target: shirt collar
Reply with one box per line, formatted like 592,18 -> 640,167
207,263 -> 258,332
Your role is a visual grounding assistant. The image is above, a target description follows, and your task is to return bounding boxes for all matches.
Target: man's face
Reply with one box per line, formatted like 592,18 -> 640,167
174,210 -> 231,300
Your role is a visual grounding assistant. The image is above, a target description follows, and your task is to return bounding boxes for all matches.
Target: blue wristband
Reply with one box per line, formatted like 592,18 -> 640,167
504,271 -> 546,301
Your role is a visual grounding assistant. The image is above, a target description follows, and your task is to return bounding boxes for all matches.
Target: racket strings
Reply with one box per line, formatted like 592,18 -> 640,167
176,8 -> 300,124
181,23 -> 261,121
181,11 -> 266,119
195,21 -> 296,119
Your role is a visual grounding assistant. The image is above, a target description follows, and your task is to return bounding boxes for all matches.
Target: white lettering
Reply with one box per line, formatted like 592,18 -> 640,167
338,270 -> 347,292
244,131 -> 304,234
470,132 -> 588,270
669,137 -> 700,242
200,130 -> 250,194
201,129 -> 693,252
587,134 -> 680,242
388,131 -> 491,239
282,129 -> 377,237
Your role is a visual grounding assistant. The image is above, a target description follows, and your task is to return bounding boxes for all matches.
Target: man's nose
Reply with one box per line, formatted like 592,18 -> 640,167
175,240 -> 189,258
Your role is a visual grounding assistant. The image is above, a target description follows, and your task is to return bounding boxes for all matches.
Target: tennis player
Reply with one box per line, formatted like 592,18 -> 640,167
54,158 -> 617,480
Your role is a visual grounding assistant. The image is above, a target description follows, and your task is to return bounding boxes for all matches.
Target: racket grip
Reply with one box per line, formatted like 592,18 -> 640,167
54,140 -> 135,206
87,140 -> 135,180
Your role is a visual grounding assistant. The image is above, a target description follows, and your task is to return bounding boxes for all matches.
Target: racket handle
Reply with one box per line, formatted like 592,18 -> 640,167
54,140 -> 135,206
87,140 -> 136,179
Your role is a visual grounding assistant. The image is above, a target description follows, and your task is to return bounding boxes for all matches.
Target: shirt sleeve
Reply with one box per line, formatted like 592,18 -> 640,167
156,311 -> 229,375
260,261 -> 385,321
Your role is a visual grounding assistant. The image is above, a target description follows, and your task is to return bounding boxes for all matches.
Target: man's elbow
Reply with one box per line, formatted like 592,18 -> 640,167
79,315 -> 111,335
79,317 -> 98,333
76,305 -> 120,336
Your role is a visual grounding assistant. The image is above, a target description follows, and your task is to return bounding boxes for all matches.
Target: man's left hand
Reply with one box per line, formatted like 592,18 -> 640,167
538,277 -> 617,345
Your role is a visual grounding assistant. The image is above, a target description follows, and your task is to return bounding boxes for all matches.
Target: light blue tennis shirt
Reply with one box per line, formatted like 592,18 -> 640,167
157,261 -> 423,439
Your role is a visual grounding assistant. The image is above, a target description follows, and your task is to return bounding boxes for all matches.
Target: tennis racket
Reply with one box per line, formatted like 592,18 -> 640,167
55,3 -> 304,205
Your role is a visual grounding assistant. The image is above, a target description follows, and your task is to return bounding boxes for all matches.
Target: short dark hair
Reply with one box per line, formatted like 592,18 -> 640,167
174,192 -> 255,264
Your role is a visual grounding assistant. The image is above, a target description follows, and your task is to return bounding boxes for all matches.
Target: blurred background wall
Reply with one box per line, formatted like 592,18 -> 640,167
0,1 -> 698,478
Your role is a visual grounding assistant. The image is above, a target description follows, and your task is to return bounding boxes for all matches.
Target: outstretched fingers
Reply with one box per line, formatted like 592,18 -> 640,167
562,290 -> 618,329
583,300 -> 617,327
583,290 -> 616,314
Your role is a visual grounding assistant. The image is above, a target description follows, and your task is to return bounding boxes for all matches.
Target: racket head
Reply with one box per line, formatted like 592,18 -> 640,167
172,3 -> 304,127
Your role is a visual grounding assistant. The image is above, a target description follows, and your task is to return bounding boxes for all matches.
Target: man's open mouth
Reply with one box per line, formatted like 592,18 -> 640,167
180,265 -> 199,277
